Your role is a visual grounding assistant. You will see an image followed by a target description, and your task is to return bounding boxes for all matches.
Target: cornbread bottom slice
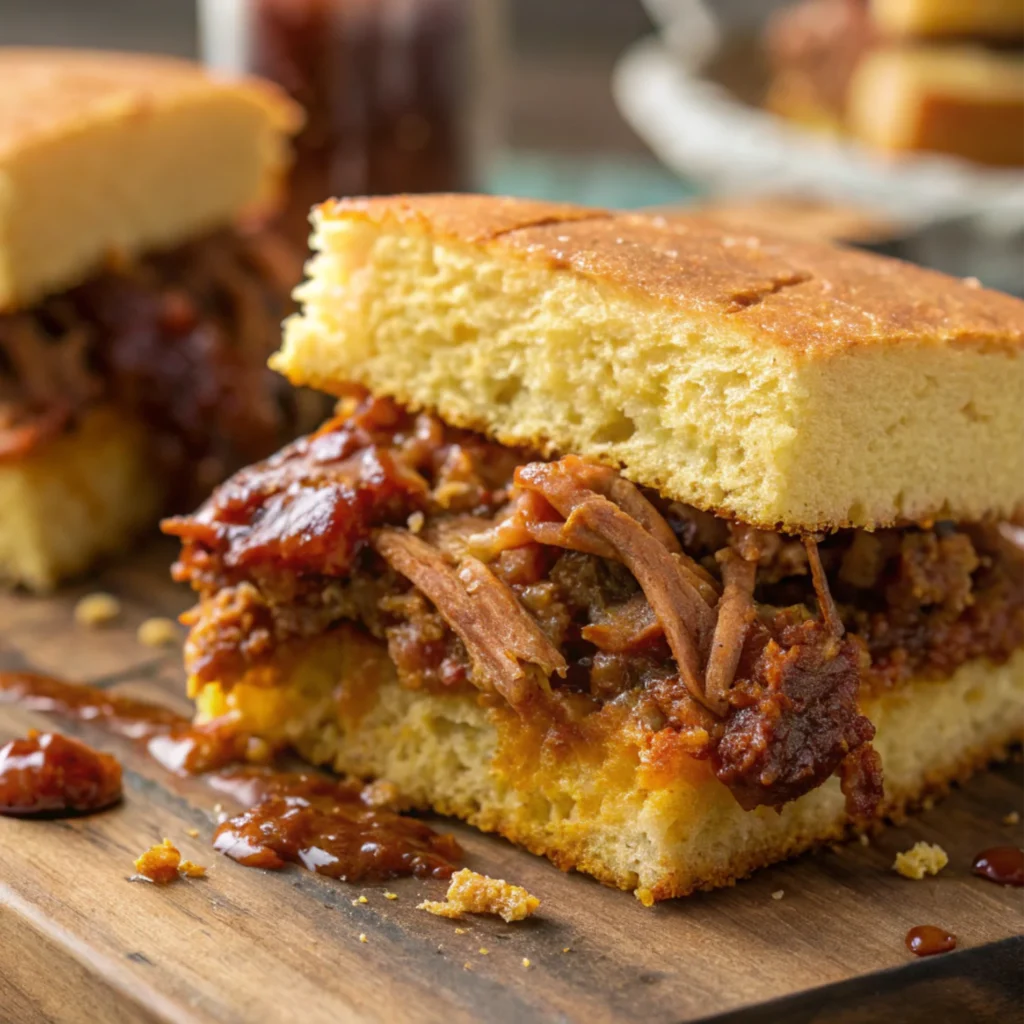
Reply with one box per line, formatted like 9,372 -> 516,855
194,629 -> 1024,903
0,405 -> 161,590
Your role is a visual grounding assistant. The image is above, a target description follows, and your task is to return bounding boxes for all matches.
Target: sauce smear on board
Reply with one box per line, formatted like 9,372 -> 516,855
0,671 -> 462,881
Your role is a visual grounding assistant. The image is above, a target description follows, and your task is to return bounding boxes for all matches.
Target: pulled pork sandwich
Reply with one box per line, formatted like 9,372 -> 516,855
165,195 -> 1024,903
0,49 -> 327,589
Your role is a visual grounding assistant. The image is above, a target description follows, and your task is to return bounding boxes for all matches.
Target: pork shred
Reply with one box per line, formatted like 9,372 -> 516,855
0,229 -> 326,503
165,394 -> 1024,816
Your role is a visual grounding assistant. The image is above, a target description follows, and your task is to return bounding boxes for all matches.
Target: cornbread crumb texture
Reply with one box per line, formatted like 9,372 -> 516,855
418,869 -> 540,923
194,631 -> 1024,902
280,195 -> 1024,531
137,617 -> 180,647
893,842 -> 949,879
133,838 -> 206,883
0,48 -> 300,310
74,592 -> 121,627
133,838 -> 181,884
771,890 -> 785,900
1003,810 -> 1021,825
0,406 -> 161,591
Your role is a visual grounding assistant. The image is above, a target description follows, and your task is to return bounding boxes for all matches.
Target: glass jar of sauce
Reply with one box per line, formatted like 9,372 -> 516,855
200,0 -> 491,243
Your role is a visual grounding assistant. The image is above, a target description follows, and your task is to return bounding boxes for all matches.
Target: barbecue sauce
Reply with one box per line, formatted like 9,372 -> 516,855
0,729 -> 122,815
0,672 -> 462,882
971,846 -> 1024,887
211,767 -> 460,881
905,925 -> 957,957
0,671 -> 263,774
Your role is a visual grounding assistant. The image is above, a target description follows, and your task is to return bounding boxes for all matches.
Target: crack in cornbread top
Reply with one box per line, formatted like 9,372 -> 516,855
317,195 -> 1024,354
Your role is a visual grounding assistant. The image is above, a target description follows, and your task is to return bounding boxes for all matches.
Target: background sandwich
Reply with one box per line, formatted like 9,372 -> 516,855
166,195 -> 1024,903
0,48 -> 326,590
765,0 -> 1024,166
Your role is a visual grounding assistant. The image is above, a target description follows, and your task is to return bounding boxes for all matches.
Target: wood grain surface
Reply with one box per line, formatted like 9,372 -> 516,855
1,539 -> 1022,1024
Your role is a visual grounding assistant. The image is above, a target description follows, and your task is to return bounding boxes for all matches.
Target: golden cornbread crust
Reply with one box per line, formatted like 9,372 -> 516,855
277,194 -> 1024,532
194,629 -> 1024,903
0,48 -> 300,309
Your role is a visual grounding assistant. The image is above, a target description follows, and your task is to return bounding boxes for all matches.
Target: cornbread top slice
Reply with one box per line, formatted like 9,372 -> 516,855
870,0 -> 1024,39
276,194 -> 1024,532
0,48 -> 299,310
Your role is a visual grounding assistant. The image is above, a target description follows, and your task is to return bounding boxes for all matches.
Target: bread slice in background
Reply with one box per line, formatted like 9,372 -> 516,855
0,48 -> 299,311
276,194 -> 1024,533
0,406 -> 160,590
847,46 -> 1024,166
871,0 -> 1024,40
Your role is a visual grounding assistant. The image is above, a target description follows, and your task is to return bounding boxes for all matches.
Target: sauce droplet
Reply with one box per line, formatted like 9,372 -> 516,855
0,730 -> 122,815
906,925 -> 957,957
972,846 -> 1024,887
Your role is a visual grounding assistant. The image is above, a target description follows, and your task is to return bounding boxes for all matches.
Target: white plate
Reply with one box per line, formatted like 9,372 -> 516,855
612,35 -> 1024,228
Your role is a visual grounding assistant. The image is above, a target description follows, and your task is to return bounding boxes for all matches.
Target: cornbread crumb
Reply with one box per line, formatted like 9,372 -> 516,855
136,617 -> 179,647
352,895 -> 369,905
245,736 -> 272,763
361,778 -> 406,810
417,869 -> 540,923
359,933 -> 368,943
463,962 -> 472,971
407,511 -> 425,534
454,928 -> 467,935
186,828 -> 200,838
922,797 -> 935,811
521,958 -> 531,969
133,839 -> 181,884
74,592 -> 121,627
894,842 -> 949,879
771,890 -> 785,900
479,947 -> 490,955
562,947 -> 571,953
179,859 -> 207,878
384,891 -> 398,900
1003,811 -> 1020,826
859,833 -> 871,846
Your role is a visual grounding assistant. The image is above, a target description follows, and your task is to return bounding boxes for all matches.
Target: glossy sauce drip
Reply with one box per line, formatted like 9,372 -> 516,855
0,671 -> 262,775
2,672 -> 463,882
972,846 -> 1024,887
211,767 -> 461,882
905,925 -> 957,957
0,730 -> 122,815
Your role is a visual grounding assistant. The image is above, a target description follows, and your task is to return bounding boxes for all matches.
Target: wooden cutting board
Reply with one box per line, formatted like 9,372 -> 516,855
2,539 -> 1022,1024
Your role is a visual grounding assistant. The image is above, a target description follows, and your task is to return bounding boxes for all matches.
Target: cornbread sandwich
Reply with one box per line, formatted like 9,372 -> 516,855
0,48 -> 325,589
166,195 -> 1024,903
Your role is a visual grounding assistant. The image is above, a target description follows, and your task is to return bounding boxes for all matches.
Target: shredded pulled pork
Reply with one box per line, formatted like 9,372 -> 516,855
165,395 -> 1024,817
374,529 -> 565,706
0,229 -> 326,503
